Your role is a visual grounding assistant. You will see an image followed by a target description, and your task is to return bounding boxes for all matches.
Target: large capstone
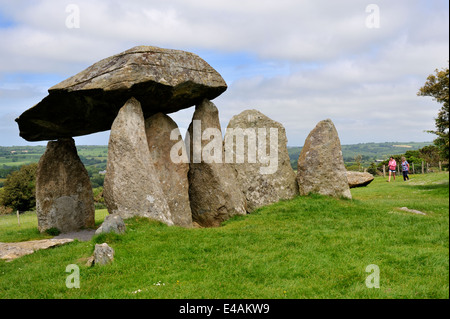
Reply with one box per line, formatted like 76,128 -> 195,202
103,97 -> 173,225
297,119 -> 352,199
16,45 -> 227,141
145,113 -> 192,228
224,109 -> 298,212
187,99 -> 247,227
36,138 -> 95,233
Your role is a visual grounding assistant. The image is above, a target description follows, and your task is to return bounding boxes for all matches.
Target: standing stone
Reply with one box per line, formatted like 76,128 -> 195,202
145,113 -> 192,228
36,138 -> 95,233
103,97 -> 173,225
187,99 -> 247,227
297,119 -> 352,199
224,109 -> 298,212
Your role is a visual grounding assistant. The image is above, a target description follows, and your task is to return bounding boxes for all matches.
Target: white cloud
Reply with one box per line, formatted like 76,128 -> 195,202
1,0 -> 445,71
0,0 -> 448,146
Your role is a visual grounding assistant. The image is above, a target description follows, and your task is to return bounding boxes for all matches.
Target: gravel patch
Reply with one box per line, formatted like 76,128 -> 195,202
53,229 -> 96,242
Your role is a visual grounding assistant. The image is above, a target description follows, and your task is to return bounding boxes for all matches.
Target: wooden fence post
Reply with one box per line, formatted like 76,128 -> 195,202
422,161 -> 424,174
412,163 -> 415,174
439,161 -> 442,172
17,210 -> 20,227
383,165 -> 385,178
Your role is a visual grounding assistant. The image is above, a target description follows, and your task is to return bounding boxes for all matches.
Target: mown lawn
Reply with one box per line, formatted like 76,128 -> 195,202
0,172 -> 448,299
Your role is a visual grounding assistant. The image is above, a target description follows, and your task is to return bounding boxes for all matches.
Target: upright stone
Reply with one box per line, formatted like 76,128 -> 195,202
297,119 -> 352,199
103,97 -> 173,225
36,138 -> 95,233
145,113 -> 192,228
224,109 -> 298,212
187,99 -> 247,227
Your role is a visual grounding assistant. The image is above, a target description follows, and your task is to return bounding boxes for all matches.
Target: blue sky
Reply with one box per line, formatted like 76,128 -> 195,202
0,0 -> 448,147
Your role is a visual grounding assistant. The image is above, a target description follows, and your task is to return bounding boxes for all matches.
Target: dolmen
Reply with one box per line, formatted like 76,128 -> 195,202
17,45 -> 228,231
16,45 -> 358,233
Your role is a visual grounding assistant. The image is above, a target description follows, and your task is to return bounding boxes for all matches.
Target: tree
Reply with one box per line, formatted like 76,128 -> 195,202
417,65 -> 449,160
0,163 -> 38,211
419,145 -> 441,166
367,162 -> 378,175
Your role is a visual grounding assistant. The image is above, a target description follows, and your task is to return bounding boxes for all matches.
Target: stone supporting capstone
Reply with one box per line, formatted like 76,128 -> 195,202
187,99 -> 247,227
36,137 -> 95,233
103,97 -> 173,225
145,113 -> 193,228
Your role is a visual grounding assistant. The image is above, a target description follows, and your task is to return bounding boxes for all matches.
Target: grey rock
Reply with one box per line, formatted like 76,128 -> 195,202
0,239 -> 74,262
93,243 -> 114,266
187,99 -> 247,227
398,207 -> 426,215
16,45 -> 227,141
36,138 -> 95,233
85,255 -> 95,267
346,171 -> 374,188
95,214 -> 126,235
103,97 -> 173,225
145,113 -> 192,228
224,109 -> 298,212
297,119 -> 352,199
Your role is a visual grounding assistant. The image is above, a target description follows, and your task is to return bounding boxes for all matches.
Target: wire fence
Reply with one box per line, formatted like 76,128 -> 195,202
0,209 -> 109,229
0,211 -> 38,230
378,161 -> 446,177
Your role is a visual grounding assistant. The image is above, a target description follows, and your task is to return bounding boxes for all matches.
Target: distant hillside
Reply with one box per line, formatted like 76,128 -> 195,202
0,145 -> 108,186
288,141 -> 433,170
1,142 -> 433,178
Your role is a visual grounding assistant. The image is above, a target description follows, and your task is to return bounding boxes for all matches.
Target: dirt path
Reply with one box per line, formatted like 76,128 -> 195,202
53,229 -> 96,242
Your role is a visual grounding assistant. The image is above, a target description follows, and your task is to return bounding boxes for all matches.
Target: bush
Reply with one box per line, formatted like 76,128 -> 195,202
0,205 -> 13,215
0,163 -> 37,211
93,187 -> 106,209
45,227 -> 61,236
366,162 -> 378,175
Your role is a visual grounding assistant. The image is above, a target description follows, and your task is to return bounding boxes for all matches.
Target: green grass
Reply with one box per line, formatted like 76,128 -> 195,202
0,172 -> 448,299
0,209 -> 109,243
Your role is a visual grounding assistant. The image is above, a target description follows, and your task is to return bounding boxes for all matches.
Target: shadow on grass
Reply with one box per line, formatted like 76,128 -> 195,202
404,180 -> 449,191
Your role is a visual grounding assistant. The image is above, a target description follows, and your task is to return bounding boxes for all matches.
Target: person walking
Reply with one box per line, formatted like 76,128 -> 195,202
401,156 -> 410,181
388,157 -> 396,182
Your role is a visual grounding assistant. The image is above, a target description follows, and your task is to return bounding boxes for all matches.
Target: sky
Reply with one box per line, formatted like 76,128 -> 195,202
0,0 -> 448,147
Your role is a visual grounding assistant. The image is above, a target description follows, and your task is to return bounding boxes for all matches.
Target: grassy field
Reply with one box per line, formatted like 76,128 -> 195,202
0,172 -> 448,299
0,209 -> 109,243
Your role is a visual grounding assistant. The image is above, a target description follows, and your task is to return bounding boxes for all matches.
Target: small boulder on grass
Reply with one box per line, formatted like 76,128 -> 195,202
346,171 -> 374,188
95,214 -> 126,235
86,243 -> 114,267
